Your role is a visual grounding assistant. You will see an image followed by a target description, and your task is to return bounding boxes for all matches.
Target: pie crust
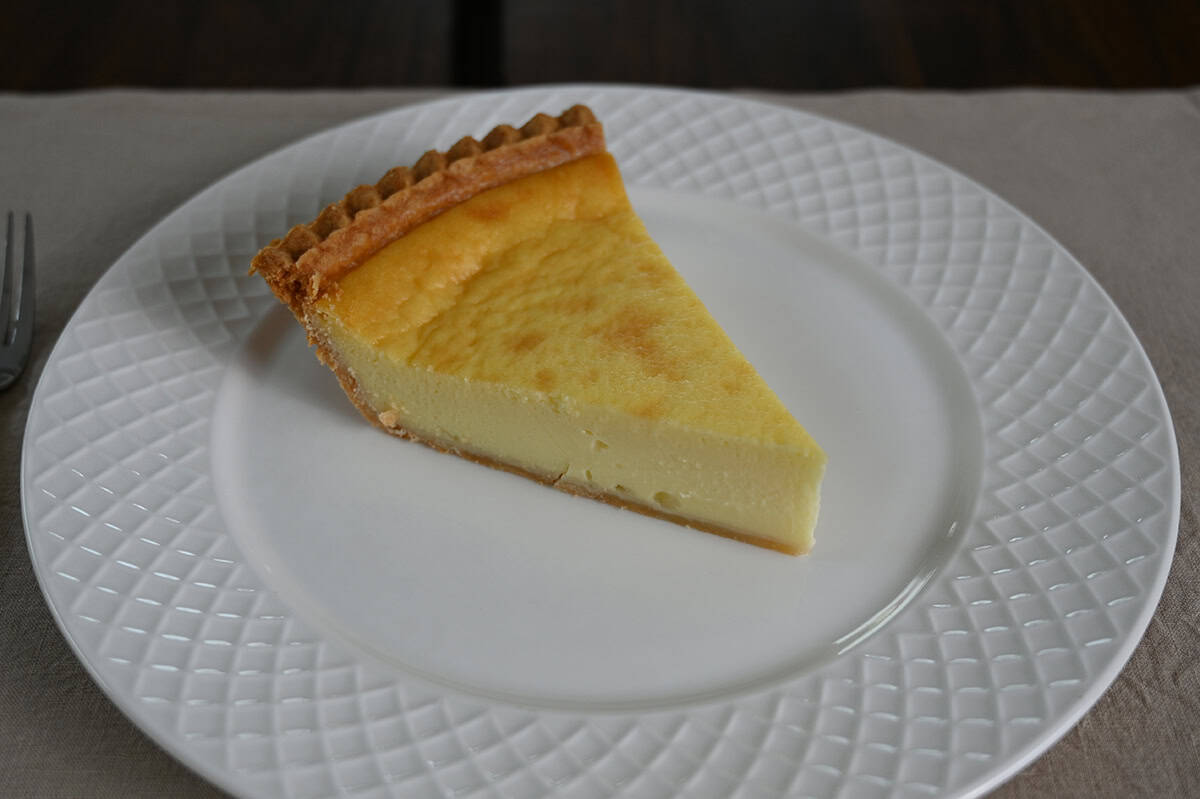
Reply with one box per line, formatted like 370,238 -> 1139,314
251,105 -> 605,318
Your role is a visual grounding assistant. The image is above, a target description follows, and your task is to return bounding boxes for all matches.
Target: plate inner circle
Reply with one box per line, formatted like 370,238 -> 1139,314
211,188 -> 982,709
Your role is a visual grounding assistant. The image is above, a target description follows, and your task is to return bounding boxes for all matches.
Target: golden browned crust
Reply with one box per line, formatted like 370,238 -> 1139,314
250,105 -> 605,319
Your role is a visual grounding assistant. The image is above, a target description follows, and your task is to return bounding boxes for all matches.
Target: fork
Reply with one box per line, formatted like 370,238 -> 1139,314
0,211 -> 35,391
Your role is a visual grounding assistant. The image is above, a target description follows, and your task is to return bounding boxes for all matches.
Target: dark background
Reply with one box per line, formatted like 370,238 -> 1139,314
4,0 -> 1200,91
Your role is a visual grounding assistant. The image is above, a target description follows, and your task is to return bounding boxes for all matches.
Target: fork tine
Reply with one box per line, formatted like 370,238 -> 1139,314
0,212 -> 34,391
0,211 -> 12,344
11,213 -> 35,353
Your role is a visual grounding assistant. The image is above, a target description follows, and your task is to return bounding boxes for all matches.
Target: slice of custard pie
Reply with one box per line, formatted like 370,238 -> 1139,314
251,105 -> 826,554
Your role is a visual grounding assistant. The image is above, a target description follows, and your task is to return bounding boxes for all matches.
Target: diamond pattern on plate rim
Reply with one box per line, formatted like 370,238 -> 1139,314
21,87 -> 1177,798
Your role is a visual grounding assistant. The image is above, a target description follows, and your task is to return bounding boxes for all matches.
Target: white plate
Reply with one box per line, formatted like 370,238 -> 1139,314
22,87 -> 1179,798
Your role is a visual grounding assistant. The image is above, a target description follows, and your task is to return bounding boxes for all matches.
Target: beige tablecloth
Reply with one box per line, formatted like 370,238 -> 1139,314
0,88 -> 1195,797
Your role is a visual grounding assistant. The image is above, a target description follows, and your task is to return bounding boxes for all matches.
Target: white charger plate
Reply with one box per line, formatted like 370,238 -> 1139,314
21,87 -> 1179,798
